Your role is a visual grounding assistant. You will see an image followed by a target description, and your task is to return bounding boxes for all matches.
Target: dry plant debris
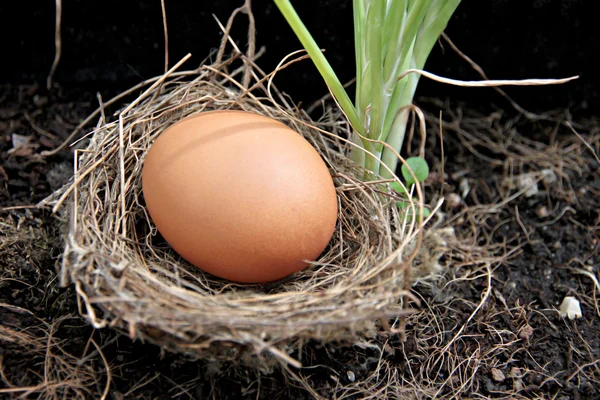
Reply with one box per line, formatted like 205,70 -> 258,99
2,99 -> 599,398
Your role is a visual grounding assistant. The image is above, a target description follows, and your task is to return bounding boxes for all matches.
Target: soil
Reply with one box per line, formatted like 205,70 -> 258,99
1,83 -> 599,399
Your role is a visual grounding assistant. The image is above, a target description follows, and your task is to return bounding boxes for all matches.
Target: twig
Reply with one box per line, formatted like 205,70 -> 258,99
432,264 -> 493,366
121,54 -> 191,115
566,359 -> 600,382
47,0 -> 62,89
40,67 -> 197,157
0,303 -> 35,316
438,110 -> 445,197
160,0 -> 169,73
214,0 -> 254,68
90,338 -> 111,400
24,113 -> 58,140
0,205 -> 38,213
0,205 -> 38,212
50,152 -> 111,213
565,121 -> 600,164
0,382 -> 77,395
265,345 -> 302,369
241,0 -> 256,89
514,205 -> 533,246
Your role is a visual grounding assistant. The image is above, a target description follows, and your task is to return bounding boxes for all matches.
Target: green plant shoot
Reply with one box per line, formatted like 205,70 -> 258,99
273,0 -> 460,179
401,156 -> 429,187
391,157 -> 431,218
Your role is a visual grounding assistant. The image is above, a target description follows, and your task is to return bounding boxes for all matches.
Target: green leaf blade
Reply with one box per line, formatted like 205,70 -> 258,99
273,0 -> 364,135
367,0 -> 385,144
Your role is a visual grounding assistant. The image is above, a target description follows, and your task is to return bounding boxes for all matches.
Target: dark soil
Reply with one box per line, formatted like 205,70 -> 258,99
1,84 -> 599,399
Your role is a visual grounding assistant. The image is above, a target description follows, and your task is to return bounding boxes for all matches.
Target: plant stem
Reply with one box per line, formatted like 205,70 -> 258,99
364,145 -> 381,176
273,0 -> 364,136
380,107 -> 411,179
379,0 -> 460,176
367,0 -> 385,150
381,56 -> 419,178
350,133 -> 366,167
353,0 -> 366,110
275,0 -> 462,179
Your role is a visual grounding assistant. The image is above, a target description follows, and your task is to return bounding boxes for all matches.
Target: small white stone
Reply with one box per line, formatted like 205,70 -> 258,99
11,133 -> 31,148
445,193 -> 462,208
559,296 -> 582,320
491,368 -> 506,382
346,370 -> 356,382
459,178 -> 470,199
540,169 -> 557,183
516,174 -> 539,197
537,205 -> 552,218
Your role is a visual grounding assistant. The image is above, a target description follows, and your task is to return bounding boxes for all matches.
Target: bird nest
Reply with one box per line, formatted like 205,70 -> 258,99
40,20 -> 434,371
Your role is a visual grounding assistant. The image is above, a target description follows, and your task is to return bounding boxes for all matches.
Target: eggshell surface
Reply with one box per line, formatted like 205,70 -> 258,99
142,110 -> 338,283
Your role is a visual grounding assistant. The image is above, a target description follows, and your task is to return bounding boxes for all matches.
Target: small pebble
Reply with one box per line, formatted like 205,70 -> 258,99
559,296 -> 582,320
346,370 -> 356,382
518,325 -> 534,340
445,192 -> 462,209
491,368 -> 505,382
537,205 -> 551,218
459,178 -> 470,199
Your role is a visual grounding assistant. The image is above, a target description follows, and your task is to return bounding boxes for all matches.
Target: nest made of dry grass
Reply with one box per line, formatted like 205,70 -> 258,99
39,18 -> 437,370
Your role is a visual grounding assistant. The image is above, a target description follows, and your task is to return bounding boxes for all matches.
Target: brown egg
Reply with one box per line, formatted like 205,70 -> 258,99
142,110 -> 338,283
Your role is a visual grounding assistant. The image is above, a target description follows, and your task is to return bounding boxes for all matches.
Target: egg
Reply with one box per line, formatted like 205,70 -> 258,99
141,110 -> 338,283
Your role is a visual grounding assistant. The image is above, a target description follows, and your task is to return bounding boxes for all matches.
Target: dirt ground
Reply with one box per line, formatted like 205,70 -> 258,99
1,83 -> 599,399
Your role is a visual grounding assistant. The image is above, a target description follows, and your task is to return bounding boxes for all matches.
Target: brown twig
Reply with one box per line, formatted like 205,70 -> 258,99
47,0 -> 62,89
160,0 -> 169,73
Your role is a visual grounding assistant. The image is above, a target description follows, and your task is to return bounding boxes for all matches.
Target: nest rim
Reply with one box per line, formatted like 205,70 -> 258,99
40,43 -> 431,369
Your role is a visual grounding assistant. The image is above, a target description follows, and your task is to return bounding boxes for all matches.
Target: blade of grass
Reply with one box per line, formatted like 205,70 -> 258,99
414,0 -> 461,69
351,0 -> 367,168
355,0 -> 371,130
382,0 -> 458,147
273,0 -> 363,135
382,0 -> 408,86
353,0 -> 366,108
276,0 -> 465,178
381,1 -> 460,177
365,0 -> 385,174
381,1 -> 431,141
368,0 -> 385,139
380,107 -> 411,178
380,41 -> 417,146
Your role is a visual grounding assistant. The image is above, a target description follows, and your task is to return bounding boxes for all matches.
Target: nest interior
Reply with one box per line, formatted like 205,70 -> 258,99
39,40 -> 435,369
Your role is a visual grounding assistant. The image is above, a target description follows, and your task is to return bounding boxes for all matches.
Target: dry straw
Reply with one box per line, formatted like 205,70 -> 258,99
40,10 -> 437,370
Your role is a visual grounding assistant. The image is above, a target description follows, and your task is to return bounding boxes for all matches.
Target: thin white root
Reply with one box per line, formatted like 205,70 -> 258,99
397,68 -> 578,87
